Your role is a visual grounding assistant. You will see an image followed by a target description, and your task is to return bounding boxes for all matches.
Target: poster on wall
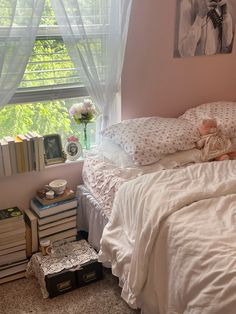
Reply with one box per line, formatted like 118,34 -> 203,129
174,0 -> 235,57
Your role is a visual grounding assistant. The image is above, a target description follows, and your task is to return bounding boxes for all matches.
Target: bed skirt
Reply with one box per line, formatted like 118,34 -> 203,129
76,185 -> 109,252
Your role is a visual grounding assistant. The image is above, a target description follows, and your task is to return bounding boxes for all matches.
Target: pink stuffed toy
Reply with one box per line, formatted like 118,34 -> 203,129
196,118 -> 235,161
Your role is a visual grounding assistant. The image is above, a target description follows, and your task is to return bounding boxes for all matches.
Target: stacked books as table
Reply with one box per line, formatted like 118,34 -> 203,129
0,207 -> 28,284
30,189 -> 78,244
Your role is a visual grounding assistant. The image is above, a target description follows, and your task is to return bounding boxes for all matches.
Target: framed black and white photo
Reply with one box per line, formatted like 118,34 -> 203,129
64,139 -> 83,161
44,134 -> 66,165
174,0 -> 235,58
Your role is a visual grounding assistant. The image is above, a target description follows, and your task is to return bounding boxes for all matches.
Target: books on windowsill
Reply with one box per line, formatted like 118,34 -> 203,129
0,131 -> 45,176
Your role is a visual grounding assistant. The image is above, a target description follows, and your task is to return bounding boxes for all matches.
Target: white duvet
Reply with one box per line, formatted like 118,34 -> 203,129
98,160 -> 236,314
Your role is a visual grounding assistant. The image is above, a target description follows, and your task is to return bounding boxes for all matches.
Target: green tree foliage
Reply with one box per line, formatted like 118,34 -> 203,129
0,0 -> 99,145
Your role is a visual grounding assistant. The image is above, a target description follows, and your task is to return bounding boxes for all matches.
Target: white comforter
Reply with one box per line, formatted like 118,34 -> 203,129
99,160 -> 236,314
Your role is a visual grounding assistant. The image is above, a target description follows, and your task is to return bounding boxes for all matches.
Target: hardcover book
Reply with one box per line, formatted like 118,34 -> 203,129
16,134 -> 29,172
3,136 -> 17,174
0,260 -> 28,279
0,231 -> 26,246
38,215 -> 76,231
0,244 -> 26,257
38,220 -> 76,238
25,132 -> 39,171
38,208 -> 77,226
0,239 -> 26,252
0,271 -> 26,284
0,143 -> 5,177
0,250 -> 27,267
24,208 -> 38,255
40,228 -> 77,242
30,198 -> 77,218
14,136 -> 24,173
0,207 -> 23,225
0,139 -> 12,176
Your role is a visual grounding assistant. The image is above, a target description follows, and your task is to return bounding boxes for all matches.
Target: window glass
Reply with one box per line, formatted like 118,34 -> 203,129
0,98 -> 96,148
0,0 -> 99,149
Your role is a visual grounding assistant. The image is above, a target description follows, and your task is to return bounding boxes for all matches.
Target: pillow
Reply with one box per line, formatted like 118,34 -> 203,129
101,117 -> 200,165
99,137 -> 134,168
179,101 -> 236,138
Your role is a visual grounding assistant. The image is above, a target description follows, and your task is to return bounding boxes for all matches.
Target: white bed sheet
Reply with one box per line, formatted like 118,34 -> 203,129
99,160 -> 236,314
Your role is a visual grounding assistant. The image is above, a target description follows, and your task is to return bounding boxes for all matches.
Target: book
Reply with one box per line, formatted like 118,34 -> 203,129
0,244 -> 26,257
38,215 -> 76,231
0,231 -> 26,246
26,132 -> 39,171
0,220 -> 25,234
3,136 -> 17,174
38,208 -> 77,226
0,250 -> 27,267
0,260 -> 28,279
16,134 -> 29,172
0,139 -> 12,176
30,198 -> 78,218
0,143 -> 4,177
14,136 -> 24,173
0,226 -> 25,239
0,271 -> 26,284
35,132 -> 45,171
27,131 -> 45,171
41,228 -> 77,242
24,208 -> 38,255
25,133 -> 36,171
36,188 -> 75,206
0,207 -> 23,226
0,239 -> 26,252
25,134 -> 33,171
38,219 -> 76,238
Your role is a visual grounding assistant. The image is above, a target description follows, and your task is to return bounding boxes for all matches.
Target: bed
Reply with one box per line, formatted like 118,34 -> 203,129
78,101 -> 236,314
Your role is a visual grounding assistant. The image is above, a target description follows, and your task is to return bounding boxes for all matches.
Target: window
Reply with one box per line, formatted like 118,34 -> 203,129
0,0 -> 100,148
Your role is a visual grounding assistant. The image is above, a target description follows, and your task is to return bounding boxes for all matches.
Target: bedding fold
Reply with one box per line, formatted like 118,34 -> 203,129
98,160 -> 236,313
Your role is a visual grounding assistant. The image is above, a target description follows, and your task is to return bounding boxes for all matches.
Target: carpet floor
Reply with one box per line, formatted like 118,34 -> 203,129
0,268 -> 140,314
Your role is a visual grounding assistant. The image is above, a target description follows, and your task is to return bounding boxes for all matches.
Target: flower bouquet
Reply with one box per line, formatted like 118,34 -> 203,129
69,99 -> 97,149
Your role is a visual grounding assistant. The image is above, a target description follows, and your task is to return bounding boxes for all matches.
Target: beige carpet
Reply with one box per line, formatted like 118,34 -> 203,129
0,268 -> 140,314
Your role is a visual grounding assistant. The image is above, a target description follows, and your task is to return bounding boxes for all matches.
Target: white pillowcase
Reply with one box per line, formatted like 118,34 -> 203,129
98,137 -> 202,170
102,117 -> 200,165
99,138 -> 134,168
179,101 -> 236,138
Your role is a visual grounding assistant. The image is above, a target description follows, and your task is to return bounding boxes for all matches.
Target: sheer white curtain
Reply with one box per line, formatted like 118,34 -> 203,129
51,0 -> 133,137
0,0 -> 44,108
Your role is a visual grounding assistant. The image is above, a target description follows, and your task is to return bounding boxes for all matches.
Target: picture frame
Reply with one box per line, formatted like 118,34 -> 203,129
44,134 -> 66,165
64,139 -> 83,161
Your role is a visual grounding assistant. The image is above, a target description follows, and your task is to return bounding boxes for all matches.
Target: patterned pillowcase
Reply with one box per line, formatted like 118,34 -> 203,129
179,101 -> 236,138
102,117 -> 200,165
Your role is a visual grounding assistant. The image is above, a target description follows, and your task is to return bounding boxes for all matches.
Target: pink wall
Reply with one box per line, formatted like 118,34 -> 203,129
0,162 -> 83,210
2,0 -> 236,210
122,0 -> 236,119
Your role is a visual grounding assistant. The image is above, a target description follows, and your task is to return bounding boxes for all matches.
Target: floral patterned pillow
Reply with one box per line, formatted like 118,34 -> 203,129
102,117 -> 200,165
179,101 -> 236,138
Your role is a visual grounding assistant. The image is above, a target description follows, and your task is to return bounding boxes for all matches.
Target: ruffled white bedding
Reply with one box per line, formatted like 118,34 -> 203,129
82,148 -> 201,216
99,160 -> 236,314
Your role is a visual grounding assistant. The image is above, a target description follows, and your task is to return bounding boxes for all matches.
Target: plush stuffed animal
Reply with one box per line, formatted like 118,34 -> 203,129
196,118 -> 235,161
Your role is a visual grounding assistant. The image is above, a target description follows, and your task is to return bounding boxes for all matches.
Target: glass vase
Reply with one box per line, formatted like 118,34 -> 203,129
82,123 -> 90,150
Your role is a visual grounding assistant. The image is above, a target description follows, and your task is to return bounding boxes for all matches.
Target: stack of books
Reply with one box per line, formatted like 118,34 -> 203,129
0,131 -> 44,177
30,189 -> 78,244
0,207 -> 28,284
